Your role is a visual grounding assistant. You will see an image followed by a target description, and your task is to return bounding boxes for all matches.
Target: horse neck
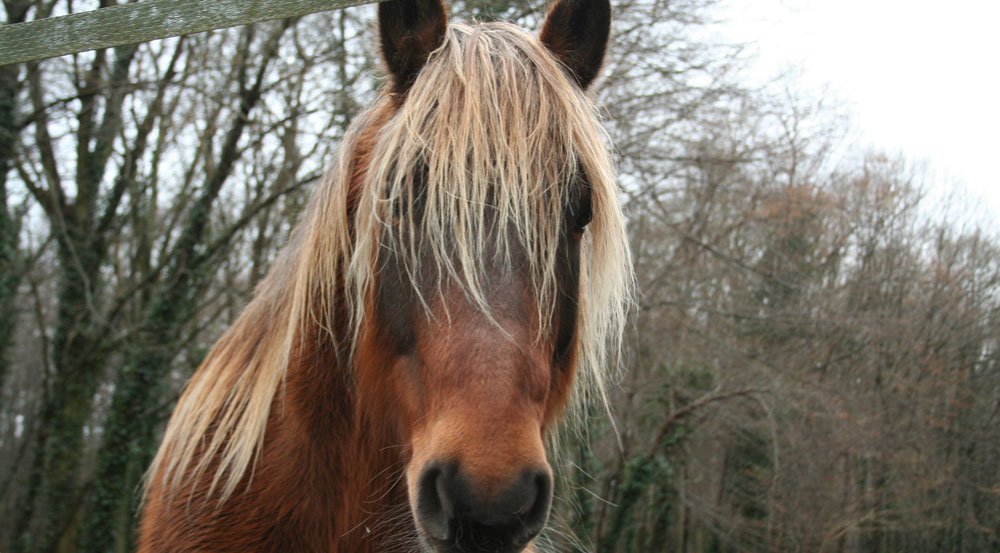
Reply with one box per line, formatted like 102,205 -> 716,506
279,315 -> 414,550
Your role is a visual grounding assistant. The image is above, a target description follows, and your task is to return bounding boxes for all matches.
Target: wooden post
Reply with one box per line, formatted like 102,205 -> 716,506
0,0 -> 380,66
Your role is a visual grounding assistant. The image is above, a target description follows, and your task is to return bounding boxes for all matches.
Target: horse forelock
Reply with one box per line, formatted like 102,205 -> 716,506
145,20 -> 632,507
352,21 -> 632,423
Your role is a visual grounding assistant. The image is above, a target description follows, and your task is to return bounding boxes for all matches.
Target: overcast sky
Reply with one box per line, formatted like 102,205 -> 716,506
717,0 -> 1000,223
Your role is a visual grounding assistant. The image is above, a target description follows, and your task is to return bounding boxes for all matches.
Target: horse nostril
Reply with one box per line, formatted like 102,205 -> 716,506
416,464 -> 450,541
505,468 -> 552,546
416,463 -> 553,551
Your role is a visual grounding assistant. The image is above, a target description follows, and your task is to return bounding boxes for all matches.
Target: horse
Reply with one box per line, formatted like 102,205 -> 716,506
139,0 -> 632,551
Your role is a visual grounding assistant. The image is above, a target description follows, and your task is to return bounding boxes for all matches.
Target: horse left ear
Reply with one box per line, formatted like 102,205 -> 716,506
379,0 -> 449,93
539,0 -> 612,89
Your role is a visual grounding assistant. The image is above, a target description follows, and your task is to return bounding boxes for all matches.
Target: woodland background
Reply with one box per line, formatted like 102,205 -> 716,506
1,0 -> 998,552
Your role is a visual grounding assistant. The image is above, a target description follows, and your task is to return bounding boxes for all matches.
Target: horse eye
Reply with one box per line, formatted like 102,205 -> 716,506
574,195 -> 593,231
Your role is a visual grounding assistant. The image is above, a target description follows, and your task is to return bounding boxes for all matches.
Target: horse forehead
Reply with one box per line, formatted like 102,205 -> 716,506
422,272 -> 538,332
401,225 -> 540,298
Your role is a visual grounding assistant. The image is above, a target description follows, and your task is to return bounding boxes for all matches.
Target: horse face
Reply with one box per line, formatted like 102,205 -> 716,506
371,1 -> 611,550
368,183 -> 590,552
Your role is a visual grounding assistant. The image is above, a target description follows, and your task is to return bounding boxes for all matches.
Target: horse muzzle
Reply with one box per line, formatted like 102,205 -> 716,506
415,460 -> 552,553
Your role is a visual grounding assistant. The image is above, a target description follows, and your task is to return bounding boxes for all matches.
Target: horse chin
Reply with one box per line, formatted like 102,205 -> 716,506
416,533 -> 534,553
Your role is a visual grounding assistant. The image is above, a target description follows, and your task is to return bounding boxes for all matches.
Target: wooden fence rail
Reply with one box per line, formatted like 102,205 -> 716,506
0,0 -> 381,67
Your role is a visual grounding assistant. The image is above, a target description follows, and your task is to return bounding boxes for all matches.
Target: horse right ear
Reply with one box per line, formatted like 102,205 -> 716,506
539,0 -> 611,90
379,0 -> 448,93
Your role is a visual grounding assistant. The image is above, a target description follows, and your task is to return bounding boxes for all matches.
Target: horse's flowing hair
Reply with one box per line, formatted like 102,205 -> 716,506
147,21 -> 633,503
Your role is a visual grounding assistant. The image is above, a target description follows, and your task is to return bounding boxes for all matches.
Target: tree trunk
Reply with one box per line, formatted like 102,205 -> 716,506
0,0 -> 31,408
77,22 -> 291,550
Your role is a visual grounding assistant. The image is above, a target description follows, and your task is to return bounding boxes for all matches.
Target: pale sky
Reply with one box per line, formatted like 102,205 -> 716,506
717,0 -> 1000,223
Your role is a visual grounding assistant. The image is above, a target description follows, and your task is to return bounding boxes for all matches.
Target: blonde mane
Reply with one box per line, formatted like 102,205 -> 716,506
147,21 -> 633,502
